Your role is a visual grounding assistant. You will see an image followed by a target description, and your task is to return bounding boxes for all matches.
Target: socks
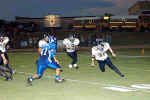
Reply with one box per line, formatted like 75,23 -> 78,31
56,75 -> 60,79
29,76 -> 35,81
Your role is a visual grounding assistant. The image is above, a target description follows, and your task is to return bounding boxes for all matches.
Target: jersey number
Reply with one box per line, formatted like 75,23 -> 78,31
41,48 -> 48,56
99,53 -> 104,57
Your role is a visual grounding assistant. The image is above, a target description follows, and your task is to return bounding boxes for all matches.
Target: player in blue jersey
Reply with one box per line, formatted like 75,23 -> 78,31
27,33 -> 64,86
48,34 -> 57,55
48,33 -> 64,72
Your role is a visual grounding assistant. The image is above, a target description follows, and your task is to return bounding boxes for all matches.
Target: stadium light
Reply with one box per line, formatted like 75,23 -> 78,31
44,15 -> 61,27
104,16 -> 110,20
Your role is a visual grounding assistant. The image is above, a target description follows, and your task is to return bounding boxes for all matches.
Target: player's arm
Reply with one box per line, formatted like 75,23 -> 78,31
54,57 -> 59,64
38,40 -> 43,55
74,38 -> 80,50
75,45 -> 79,51
91,48 -> 96,67
37,48 -> 42,55
3,37 -> 9,45
91,55 -> 95,67
63,45 -> 68,49
108,47 -> 116,57
62,39 -> 68,50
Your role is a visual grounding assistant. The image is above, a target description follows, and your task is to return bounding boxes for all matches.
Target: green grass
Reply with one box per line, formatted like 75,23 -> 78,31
1,49 -> 150,100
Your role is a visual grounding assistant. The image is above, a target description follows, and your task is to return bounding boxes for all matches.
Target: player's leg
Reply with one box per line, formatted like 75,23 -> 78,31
72,52 -> 77,64
0,58 -> 12,80
72,52 -> 79,69
47,61 -> 64,83
55,68 -> 64,82
27,56 -> 49,85
3,53 -> 15,77
0,65 -> 11,72
67,52 -> 78,69
97,60 -> 105,72
67,52 -> 74,68
105,57 -> 124,77
0,56 -> 3,65
0,68 -> 11,81
27,64 -> 46,86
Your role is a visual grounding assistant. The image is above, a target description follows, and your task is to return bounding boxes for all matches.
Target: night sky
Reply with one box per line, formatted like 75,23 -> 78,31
0,0 -> 139,20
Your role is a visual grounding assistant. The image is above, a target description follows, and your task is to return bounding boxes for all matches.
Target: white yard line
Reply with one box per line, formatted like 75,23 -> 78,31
131,84 -> 150,89
104,86 -> 137,92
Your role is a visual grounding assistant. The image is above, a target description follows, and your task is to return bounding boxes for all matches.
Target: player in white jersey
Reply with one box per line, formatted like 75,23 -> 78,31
63,34 -> 80,69
0,33 -> 15,80
91,41 -> 124,77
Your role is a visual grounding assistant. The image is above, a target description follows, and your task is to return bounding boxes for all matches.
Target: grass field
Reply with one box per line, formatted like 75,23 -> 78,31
0,48 -> 150,100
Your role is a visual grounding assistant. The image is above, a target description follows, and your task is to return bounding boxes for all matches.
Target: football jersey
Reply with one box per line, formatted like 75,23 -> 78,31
39,40 -> 50,56
92,42 -> 110,61
63,38 -> 80,52
39,39 -> 57,62
48,36 -> 56,44
0,37 -> 9,53
48,36 -> 57,50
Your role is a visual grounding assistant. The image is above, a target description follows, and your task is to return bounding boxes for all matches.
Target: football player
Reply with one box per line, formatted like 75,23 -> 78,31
27,33 -> 64,86
48,34 -> 57,55
0,33 -> 15,80
91,41 -> 124,77
0,65 -> 12,81
63,34 -> 80,69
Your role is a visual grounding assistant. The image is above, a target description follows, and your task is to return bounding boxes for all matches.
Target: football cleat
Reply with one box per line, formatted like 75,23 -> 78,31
73,64 -> 77,67
73,64 -> 79,69
75,66 -> 79,69
68,64 -> 73,68
10,69 -> 16,80
120,74 -> 125,77
12,69 -> 16,75
55,78 -> 65,83
5,77 -> 12,81
27,78 -> 32,86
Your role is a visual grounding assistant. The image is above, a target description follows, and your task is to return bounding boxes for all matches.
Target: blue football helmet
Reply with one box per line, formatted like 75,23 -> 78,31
0,32 -> 5,38
97,41 -> 104,46
69,34 -> 76,39
43,33 -> 50,39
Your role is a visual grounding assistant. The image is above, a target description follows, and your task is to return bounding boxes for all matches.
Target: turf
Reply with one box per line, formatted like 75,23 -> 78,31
0,48 -> 150,100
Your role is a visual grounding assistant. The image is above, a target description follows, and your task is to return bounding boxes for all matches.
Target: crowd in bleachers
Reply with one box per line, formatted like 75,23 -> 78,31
0,20 -> 112,49
0,20 -> 41,49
